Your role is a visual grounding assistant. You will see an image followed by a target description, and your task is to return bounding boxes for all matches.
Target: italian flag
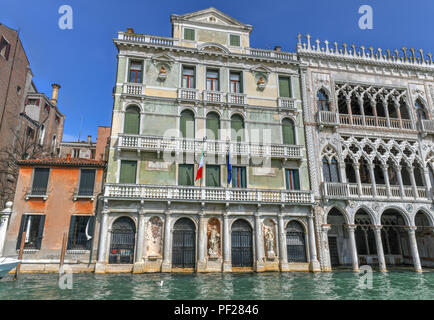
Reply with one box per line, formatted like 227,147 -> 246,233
195,151 -> 204,181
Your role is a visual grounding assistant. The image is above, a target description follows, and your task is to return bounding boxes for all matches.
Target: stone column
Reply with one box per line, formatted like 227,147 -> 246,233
381,165 -> 392,198
321,224 -> 332,271
408,167 -> 418,199
395,165 -> 405,198
423,168 -> 433,199
197,212 -> 207,272
345,224 -> 359,272
133,210 -> 146,273
255,211 -> 265,272
339,162 -> 347,183
95,208 -> 109,273
308,215 -> 320,272
277,213 -> 288,271
372,225 -> 387,272
0,202 -> 12,256
161,211 -> 172,272
368,164 -> 377,197
354,163 -> 363,196
347,99 -> 353,125
407,226 -> 422,272
384,100 -> 390,127
223,212 -> 231,272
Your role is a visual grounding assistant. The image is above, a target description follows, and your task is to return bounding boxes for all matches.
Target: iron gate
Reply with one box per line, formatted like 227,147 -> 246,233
109,217 -> 136,264
328,236 -> 340,266
286,221 -> 307,262
172,218 -> 196,268
231,219 -> 253,267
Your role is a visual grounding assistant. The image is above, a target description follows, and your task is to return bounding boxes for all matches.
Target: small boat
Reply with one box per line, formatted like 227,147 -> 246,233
0,257 -> 20,279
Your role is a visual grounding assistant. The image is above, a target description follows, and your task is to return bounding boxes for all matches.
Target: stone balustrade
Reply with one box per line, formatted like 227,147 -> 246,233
421,120 -> 434,135
104,183 -> 313,204
118,134 -> 303,159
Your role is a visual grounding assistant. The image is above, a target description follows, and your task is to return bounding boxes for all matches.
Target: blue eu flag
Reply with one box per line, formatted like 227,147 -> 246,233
227,151 -> 232,185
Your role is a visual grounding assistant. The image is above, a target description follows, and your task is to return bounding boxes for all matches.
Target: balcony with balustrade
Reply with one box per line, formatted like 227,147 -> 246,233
338,114 -> 414,131
123,83 -> 144,96
420,119 -> 434,136
104,183 -> 313,205
117,134 -> 304,160
277,97 -> 297,111
177,88 -> 200,101
227,93 -> 247,106
322,182 -> 430,202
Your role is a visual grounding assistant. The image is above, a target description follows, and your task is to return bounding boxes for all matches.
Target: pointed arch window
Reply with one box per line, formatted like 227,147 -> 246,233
415,99 -> 428,121
317,89 -> 330,111
282,118 -> 295,145
124,106 -> 140,134
322,157 -> 341,183
180,110 -> 195,138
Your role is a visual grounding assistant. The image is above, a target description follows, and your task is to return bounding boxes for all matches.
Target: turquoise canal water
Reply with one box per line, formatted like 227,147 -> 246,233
0,270 -> 433,300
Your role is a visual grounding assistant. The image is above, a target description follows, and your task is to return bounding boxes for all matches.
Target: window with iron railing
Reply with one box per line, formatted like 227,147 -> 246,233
67,215 -> 95,250
16,215 -> 45,250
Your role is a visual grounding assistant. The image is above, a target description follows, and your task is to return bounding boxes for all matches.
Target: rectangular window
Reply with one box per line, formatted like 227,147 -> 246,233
182,66 -> 195,88
178,164 -> 194,186
279,76 -> 292,98
73,148 -> 80,158
229,34 -> 240,47
16,215 -> 45,250
206,69 -> 219,91
184,28 -> 195,41
232,166 -> 246,188
206,165 -> 220,187
230,71 -> 242,93
67,215 -> 95,250
286,169 -> 300,191
91,149 -> 95,159
78,169 -> 96,196
119,160 -> 137,184
31,168 -> 50,195
0,36 -> 11,60
128,61 -> 142,83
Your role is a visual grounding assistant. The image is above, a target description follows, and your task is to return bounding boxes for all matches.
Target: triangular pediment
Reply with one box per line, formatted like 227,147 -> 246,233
171,7 -> 252,30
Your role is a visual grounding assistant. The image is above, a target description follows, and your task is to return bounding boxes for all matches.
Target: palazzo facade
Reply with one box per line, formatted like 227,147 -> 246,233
297,36 -> 434,272
95,8 -> 319,273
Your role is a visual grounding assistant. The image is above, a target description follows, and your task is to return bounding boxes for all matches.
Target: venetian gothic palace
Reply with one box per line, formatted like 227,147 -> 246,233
93,7 -> 433,274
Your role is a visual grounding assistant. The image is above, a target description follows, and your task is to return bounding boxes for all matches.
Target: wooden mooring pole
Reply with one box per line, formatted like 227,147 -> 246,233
13,231 -> 26,280
59,232 -> 67,271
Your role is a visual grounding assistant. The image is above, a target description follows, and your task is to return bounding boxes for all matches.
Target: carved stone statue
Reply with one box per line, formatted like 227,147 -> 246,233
264,226 -> 275,259
208,225 -> 220,258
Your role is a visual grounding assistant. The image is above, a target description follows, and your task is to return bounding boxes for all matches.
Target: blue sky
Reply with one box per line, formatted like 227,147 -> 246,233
1,0 -> 433,141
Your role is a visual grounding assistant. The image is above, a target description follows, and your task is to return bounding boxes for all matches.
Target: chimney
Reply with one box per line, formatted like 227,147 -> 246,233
51,83 -> 61,106
274,46 -> 281,52
66,153 -> 71,162
127,28 -> 134,34
88,135 -> 91,144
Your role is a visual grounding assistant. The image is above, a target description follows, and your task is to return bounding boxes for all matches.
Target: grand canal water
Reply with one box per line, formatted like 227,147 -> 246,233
0,270 -> 433,300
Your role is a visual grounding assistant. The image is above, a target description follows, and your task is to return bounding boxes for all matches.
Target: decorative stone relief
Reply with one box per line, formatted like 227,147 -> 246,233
145,216 -> 163,259
263,219 -> 276,260
207,218 -> 221,259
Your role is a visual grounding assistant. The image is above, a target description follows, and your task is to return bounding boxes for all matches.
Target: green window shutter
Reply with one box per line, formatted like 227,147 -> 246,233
35,215 -> 45,250
120,160 -> 137,184
16,215 -> 28,250
206,165 -> 220,187
293,170 -> 300,190
206,113 -> 220,140
231,115 -> 244,142
32,168 -> 50,195
180,110 -> 195,138
282,119 -> 295,145
178,164 -> 194,186
78,169 -> 96,196
67,216 -> 77,250
124,107 -> 140,134
279,77 -> 291,98
230,34 -> 240,46
184,28 -> 195,41
232,167 -> 246,188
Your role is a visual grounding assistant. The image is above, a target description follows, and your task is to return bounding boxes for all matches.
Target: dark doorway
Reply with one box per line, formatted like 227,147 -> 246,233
231,219 -> 253,267
328,237 -> 340,266
172,218 -> 196,268
109,217 -> 136,264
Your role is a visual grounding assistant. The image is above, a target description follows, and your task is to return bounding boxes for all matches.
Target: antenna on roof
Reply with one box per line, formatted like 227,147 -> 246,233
78,115 -> 83,142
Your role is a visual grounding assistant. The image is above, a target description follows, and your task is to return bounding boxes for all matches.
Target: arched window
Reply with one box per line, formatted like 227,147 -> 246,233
338,92 -> 348,114
231,114 -> 244,142
317,89 -> 330,111
415,99 -> 428,121
206,112 -> 220,140
124,106 -> 140,134
322,157 -> 341,183
180,109 -> 195,138
286,221 -> 307,262
109,217 -> 136,264
282,118 -> 295,145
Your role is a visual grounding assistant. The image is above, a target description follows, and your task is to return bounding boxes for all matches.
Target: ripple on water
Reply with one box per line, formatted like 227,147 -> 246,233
0,271 -> 433,300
